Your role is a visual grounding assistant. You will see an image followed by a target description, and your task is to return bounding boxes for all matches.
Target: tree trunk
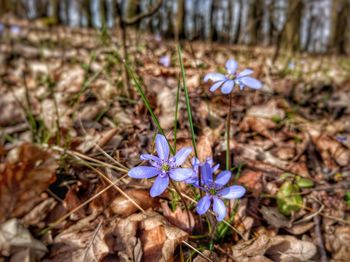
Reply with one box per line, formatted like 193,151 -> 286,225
330,0 -> 350,54
281,0 -> 303,53
247,0 -> 263,45
174,0 -> 185,41
233,0 -> 242,44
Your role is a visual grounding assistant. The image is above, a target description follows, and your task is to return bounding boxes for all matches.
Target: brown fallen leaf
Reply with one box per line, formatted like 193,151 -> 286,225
237,169 -> 263,194
139,210 -> 188,261
161,201 -> 195,232
247,100 -> 286,120
110,189 -> 157,218
0,143 -> 58,223
49,216 -> 110,262
196,127 -> 215,161
325,226 -> 350,261
240,116 -> 276,140
232,234 -> 317,262
0,218 -> 47,259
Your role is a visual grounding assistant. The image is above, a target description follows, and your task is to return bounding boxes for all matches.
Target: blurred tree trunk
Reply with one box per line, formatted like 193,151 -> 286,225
233,0 -> 242,44
125,0 -> 139,28
174,0 -> 185,41
281,0 -> 303,53
267,0 -> 275,45
248,0 -> 263,45
209,0 -> 219,42
82,0 -> 92,26
0,0 -> 13,15
330,0 -> 350,54
226,0 -> 233,43
49,0 -> 60,22
100,0 -> 107,27
273,0 -> 303,61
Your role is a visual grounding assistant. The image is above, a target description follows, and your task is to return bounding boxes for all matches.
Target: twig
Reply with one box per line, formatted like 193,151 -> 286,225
312,201 -> 328,262
83,219 -> 103,262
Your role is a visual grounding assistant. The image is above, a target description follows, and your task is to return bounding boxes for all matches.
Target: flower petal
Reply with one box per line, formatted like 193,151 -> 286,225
215,171 -> 231,187
204,73 -> 226,83
237,69 -> 253,77
155,134 -> 170,160
140,154 -> 160,163
185,176 -> 198,185
213,196 -> 226,221
218,185 -> 246,199
201,162 -> 213,185
221,80 -> 234,94
192,157 -> 200,166
196,195 -> 211,215
174,147 -> 192,166
128,166 -> 159,179
212,164 -> 220,172
169,168 -> 193,181
150,175 -> 169,197
240,76 -> 262,90
226,59 -> 238,75
209,80 -> 225,92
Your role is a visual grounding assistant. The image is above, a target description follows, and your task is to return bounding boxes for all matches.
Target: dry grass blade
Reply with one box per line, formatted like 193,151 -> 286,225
83,219 -> 103,262
42,174 -> 127,233
182,241 -> 213,262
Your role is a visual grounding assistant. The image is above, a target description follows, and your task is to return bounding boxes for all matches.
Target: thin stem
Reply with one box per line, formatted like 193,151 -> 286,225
170,180 -> 192,232
226,92 -> 233,170
173,77 -> 181,151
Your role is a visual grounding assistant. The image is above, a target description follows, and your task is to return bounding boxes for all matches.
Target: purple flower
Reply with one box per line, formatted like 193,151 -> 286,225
10,25 -> 21,35
336,136 -> 347,143
185,157 -> 219,185
0,23 -> 4,35
204,59 -> 262,94
128,134 -> 193,197
159,55 -> 171,67
196,161 -> 245,221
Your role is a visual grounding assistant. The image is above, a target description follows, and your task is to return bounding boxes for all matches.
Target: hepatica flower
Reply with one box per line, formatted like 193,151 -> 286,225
196,161 -> 246,221
159,55 -> 171,67
185,157 -> 219,185
204,59 -> 262,94
128,134 -> 193,197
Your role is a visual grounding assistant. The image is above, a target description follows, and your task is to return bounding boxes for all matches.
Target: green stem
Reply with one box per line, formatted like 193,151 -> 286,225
170,180 -> 192,232
174,77 -> 181,151
226,92 -> 233,170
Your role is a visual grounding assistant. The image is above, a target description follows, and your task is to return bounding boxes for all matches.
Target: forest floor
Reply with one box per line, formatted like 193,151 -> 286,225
1,18 -> 350,262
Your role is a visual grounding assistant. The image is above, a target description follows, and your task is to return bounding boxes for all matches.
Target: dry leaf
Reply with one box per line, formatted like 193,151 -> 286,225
139,210 -> 188,261
161,201 -> 195,232
232,234 -> 317,262
110,189 -> 157,218
266,235 -> 317,261
325,226 -> 350,261
0,218 -> 47,259
0,143 -> 58,223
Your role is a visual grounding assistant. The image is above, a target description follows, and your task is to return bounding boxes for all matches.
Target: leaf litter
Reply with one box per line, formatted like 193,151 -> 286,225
0,17 -> 350,261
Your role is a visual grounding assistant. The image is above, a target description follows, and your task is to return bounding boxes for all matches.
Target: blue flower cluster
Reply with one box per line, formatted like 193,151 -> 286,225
128,59 -> 261,221
128,134 -> 245,221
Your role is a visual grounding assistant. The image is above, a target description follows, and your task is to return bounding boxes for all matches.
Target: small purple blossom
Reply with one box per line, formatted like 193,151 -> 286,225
0,23 -> 4,35
196,161 -> 245,221
204,59 -> 262,94
185,157 -> 219,185
159,55 -> 171,67
336,135 -> 347,143
128,134 -> 193,197
10,25 -> 21,35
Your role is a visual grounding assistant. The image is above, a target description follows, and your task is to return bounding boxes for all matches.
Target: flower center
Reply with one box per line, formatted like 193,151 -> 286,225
161,163 -> 170,172
209,188 -> 217,195
228,74 -> 236,80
